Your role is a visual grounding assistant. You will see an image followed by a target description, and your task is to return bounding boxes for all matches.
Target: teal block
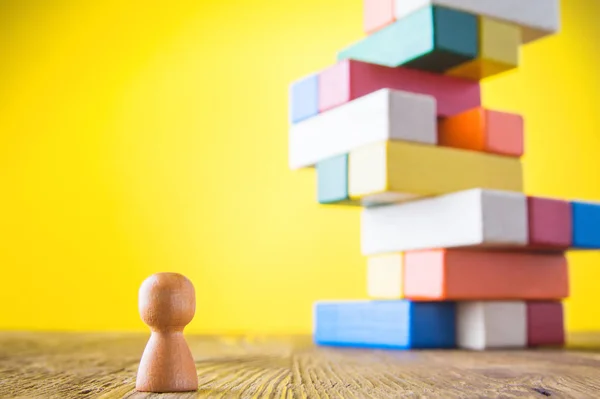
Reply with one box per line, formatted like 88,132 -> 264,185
316,154 -> 358,205
337,6 -> 478,73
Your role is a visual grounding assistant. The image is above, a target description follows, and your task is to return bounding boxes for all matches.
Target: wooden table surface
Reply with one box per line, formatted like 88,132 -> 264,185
2,332 -> 600,398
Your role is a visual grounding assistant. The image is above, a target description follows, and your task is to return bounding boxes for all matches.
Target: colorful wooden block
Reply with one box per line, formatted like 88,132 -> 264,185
457,301 -> 527,350
527,301 -> 565,347
446,16 -> 521,81
528,196 -> 572,249
348,140 -> 523,206
316,154 -> 359,205
367,250 -> 568,300
289,74 -> 319,123
571,201 -> 600,248
401,250 -> 568,300
367,254 -> 403,298
364,0 -> 560,44
318,60 -> 481,117
363,0 -> 395,34
438,107 -> 524,157
289,89 -> 437,170
338,6 -> 478,73
314,300 -> 456,349
361,189 -> 528,255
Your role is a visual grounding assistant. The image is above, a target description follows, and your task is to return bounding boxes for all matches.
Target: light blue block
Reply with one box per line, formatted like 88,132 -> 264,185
314,300 -> 456,349
289,74 -> 319,123
336,6 -> 478,73
338,7 -> 434,69
572,201 -> 600,248
316,154 -> 358,205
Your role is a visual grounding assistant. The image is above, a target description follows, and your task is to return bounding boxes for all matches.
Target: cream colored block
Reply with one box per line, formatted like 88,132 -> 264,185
367,254 -> 404,298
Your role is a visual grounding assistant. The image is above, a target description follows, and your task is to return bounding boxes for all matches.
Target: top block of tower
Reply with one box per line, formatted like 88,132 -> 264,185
364,0 -> 560,44
340,4 -> 520,80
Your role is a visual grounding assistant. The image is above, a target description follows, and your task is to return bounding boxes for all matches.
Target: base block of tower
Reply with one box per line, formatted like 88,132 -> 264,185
347,141 -> 523,206
527,301 -> 565,347
289,74 -> 319,123
317,154 -> 359,205
572,201 -> 600,248
289,89 -> 436,170
438,107 -> 524,157
528,196 -> 572,249
314,300 -> 456,349
457,301 -> 527,350
446,16 -> 521,81
360,189 -> 528,255
367,250 -> 569,300
364,0 -> 560,44
319,60 -> 480,117
338,6 -> 478,73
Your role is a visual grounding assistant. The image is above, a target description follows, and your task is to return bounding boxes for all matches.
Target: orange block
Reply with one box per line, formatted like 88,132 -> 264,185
403,249 -> 568,300
438,107 -> 524,157
363,0 -> 395,33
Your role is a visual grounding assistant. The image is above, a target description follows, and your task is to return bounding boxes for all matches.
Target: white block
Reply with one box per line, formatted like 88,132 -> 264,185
367,254 -> 403,298
457,301 -> 527,350
288,88 -> 437,170
394,0 -> 560,43
360,188 -> 528,255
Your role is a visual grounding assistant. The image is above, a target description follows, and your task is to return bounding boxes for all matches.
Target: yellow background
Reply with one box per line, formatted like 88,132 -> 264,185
0,0 -> 598,334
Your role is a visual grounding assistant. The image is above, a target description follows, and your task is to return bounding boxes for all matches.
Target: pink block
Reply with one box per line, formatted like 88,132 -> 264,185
486,110 -> 524,157
527,196 -> 572,249
527,301 -> 565,347
363,0 -> 395,33
318,60 -> 481,117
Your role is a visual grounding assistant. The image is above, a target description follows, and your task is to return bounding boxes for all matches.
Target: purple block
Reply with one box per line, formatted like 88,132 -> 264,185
527,196 -> 572,249
527,301 -> 565,347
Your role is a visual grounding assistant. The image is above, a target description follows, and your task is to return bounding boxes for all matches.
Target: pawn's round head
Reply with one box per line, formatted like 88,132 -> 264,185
138,272 -> 196,331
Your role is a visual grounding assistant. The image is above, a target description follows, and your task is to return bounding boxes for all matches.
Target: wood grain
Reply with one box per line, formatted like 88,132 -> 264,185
1,331 -> 600,398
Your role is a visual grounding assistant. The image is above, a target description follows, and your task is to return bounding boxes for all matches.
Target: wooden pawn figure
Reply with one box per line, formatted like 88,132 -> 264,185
135,272 -> 198,392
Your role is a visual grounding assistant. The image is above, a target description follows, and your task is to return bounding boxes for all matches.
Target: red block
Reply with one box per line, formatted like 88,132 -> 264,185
318,59 -> 481,117
403,249 -> 569,300
527,301 -> 565,347
438,107 -> 524,157
527,196 -> 572,249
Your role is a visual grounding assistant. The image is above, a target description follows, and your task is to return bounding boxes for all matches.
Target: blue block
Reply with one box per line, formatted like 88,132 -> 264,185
572,201 -> 600,248
289,74 -> 319,123
337,6 -> 478,73
314,300 -> 456,349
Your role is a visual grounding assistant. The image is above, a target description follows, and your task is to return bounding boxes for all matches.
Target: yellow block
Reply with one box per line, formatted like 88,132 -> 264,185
367,254 -> 404,299
447,16 -> 521,80
348,141 -> 523,206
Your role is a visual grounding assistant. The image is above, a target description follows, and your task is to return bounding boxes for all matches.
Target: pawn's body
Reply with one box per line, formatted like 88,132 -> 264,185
136,273 -> 198,392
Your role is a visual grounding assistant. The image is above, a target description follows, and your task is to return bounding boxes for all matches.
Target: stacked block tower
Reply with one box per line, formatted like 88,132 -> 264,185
289,0 -> 600,350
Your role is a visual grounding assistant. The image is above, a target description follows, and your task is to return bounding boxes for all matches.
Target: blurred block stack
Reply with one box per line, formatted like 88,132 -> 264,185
287,0 -> 600,350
